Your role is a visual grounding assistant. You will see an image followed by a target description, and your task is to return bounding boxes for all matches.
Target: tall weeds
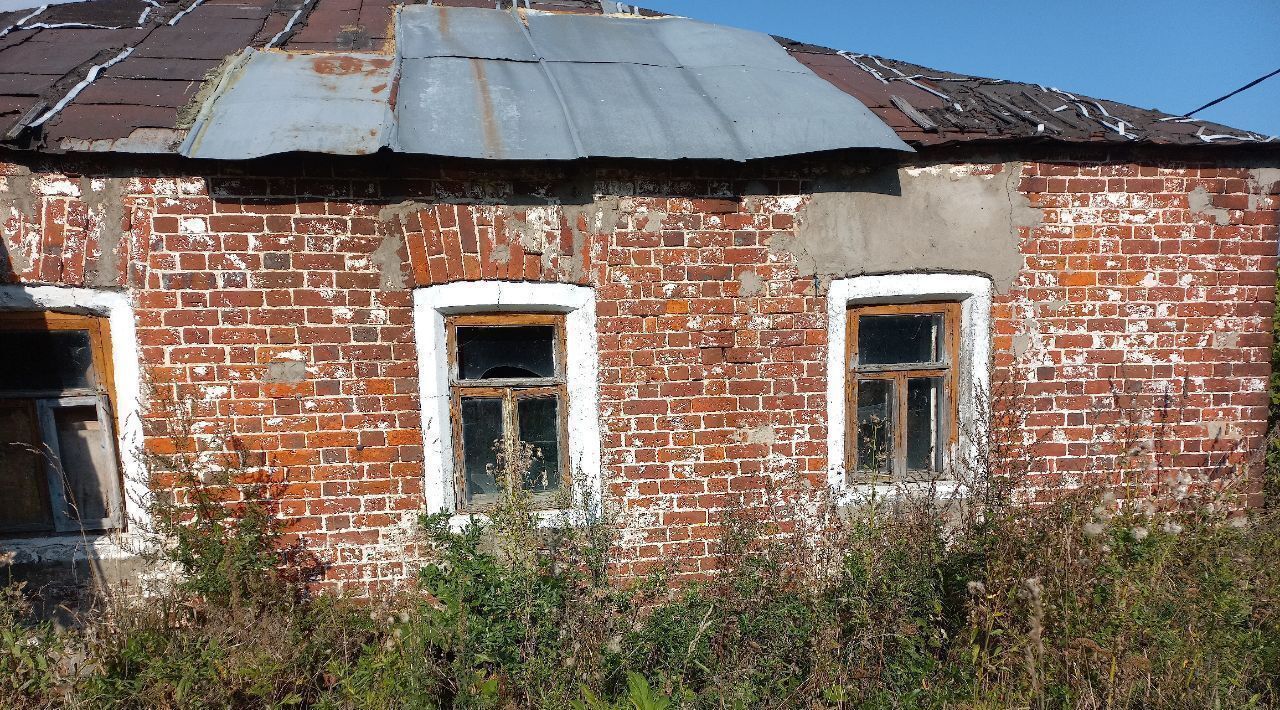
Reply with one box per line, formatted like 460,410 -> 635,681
1,386 -> 1278,708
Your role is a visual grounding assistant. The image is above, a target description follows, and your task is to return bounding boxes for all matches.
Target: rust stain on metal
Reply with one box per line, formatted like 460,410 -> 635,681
310,55 -> 391,76
438,5 -> 451,39
470,57 -> 502,158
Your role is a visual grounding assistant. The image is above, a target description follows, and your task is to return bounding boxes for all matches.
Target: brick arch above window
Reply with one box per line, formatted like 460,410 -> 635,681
397,204 -> 602,288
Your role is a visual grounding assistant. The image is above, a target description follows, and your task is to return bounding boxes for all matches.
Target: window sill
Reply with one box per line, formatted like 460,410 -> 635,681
0,531 -> 141,564
445,507 -> 594,532
832,476 -> 967,506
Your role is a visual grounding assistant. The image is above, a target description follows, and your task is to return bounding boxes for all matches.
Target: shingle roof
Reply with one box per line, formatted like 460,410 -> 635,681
0,0 -> 1272,158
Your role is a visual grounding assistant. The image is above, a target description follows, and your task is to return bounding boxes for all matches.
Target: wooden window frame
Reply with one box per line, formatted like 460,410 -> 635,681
845,302 -> 960,483
0,312 -> 124,534
445,313 -> 570,513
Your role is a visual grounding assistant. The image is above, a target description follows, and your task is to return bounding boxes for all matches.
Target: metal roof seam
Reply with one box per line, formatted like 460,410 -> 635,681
512,8 -> 586,158
176,49 -> 255,156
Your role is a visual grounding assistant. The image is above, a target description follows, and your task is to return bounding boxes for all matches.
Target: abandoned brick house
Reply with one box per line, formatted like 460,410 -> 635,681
0,0 -> 1277,596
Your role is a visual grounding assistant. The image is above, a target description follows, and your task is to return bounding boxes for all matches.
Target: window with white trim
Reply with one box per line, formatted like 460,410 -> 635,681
0,312 -> 124,534
413,281 -> 603,522
826,274 -> 992,490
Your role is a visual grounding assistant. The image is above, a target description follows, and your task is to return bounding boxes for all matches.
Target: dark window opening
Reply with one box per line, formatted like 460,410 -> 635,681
846,303 -> 959,482
448,314 -> 568,511
0,312 -> 123,535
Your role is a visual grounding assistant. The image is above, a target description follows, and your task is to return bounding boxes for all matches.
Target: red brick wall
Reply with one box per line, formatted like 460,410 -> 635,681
999,163 -> 1276,508
0,156 -> 1275,593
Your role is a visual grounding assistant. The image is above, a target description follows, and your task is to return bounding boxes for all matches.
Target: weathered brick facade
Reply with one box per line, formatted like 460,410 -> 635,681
1,152 -> 1276,594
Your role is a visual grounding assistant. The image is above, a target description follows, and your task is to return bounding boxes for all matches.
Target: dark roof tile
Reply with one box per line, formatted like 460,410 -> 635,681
74,77 -> 201,108
103,56 -> 224,82
35,0 -> 153,27
132,19 -> 263,59
1,34 -> 140,75
43,102 -> 181,141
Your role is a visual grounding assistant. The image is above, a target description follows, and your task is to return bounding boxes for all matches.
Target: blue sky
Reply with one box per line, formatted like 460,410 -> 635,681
640,0 -> 1280,137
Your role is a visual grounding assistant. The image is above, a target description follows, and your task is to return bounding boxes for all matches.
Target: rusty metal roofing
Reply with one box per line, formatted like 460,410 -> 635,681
180,5 -> 910,160
0,0 -> 1273,159
180,49 -> 397,158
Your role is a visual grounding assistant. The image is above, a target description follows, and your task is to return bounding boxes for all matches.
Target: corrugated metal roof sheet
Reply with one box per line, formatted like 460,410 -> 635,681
181,6 -> 911,161
180,50 -> 396,158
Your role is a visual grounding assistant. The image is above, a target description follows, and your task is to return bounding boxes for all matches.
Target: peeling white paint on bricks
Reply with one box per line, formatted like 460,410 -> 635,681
412,281 -> 603,529
0,284 -> 149,561
825,273 -> 993,498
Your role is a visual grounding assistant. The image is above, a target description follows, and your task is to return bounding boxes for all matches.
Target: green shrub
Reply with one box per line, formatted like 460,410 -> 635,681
3,397 -> 1279,708
0,584 -> 64,709
2,485 -> 1278,709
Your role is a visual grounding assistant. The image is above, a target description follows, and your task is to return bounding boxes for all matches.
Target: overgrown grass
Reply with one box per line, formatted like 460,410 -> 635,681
3,462 -> 1278,708
3,382 -> 1280,708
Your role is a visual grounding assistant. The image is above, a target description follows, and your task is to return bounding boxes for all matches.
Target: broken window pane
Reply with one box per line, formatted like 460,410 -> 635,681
0,330 -> 95,392
0,401 -> 52,532
517,396 -> 561,494
855,379 -> 894,474
906,378 -> 944,473
52,405 -> 114,527
857,314 -> 943,366
460,397 -> 503,504
457,325 -> 555,380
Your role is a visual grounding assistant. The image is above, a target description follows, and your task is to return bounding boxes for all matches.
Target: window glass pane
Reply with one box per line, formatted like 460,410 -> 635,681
855,379 -> 894,475
460,397 -> 503,504
0,330 -> 96,392
457,325 -> 555,380
52,405 -> 116,527
0,401 -> 52,532
857,314 -> 943,366
517,396 -> 561,494
907,378 -> 944,473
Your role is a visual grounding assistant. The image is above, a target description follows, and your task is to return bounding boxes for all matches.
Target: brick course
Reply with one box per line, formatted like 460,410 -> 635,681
1,155 -> 1275,593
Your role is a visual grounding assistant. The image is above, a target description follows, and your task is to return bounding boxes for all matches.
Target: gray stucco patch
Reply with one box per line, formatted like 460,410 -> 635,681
371,229 -> 408,290
737,269 -> 764,297
0,166 -> 37,276
1250,168 -> 1280,210
80,176 -> 127,287
1189,185 -> 1230,226
775,162 -> 1042,293
263,359 -> 306,384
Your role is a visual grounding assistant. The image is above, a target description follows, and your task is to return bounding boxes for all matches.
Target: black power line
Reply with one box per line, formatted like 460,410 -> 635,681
1185,66 -> 1280,117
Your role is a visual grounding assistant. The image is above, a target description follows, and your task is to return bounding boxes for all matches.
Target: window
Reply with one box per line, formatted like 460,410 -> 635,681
414,281 -> 602,522
446,313 -> 568,511
846,302 -> 959,481
0,312 -> 123,534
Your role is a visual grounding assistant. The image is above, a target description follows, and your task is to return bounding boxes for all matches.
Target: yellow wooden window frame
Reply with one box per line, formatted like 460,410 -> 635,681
445,313 -> 570,512
0,312 -> 124,533
845,302 -> 960,482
